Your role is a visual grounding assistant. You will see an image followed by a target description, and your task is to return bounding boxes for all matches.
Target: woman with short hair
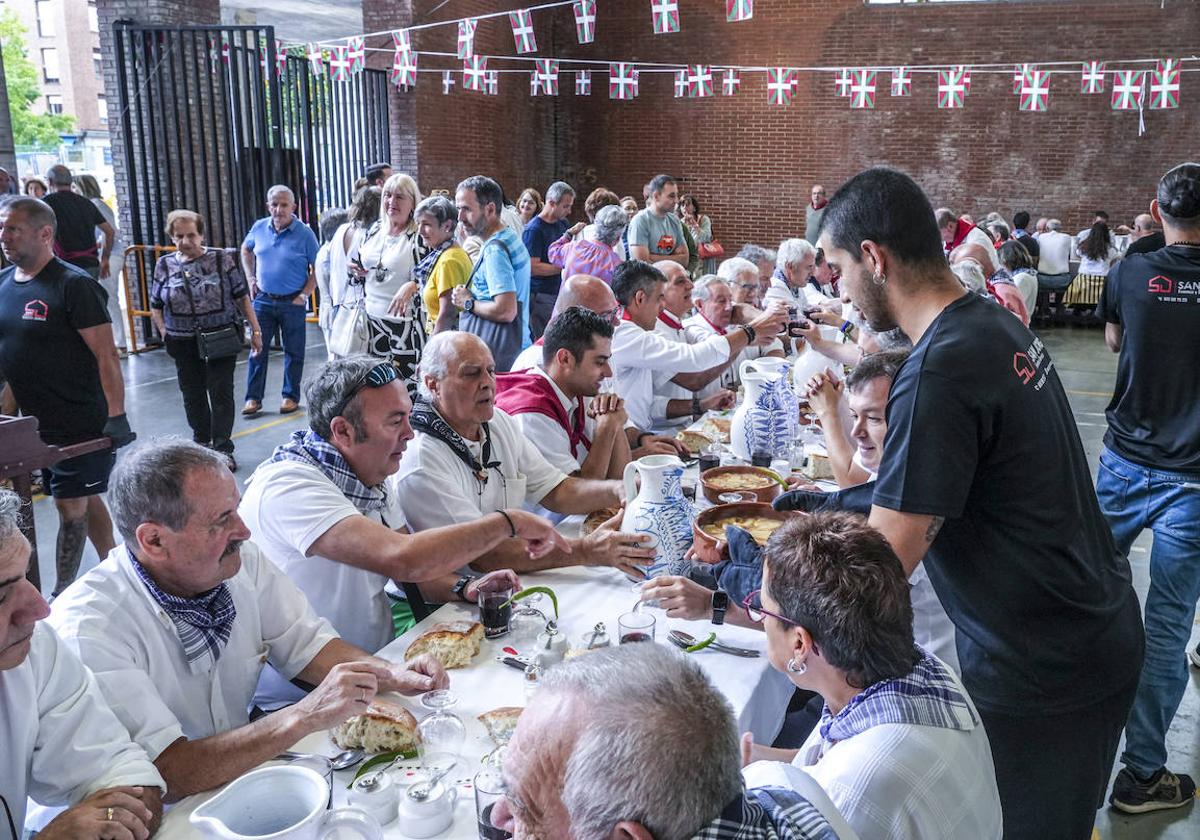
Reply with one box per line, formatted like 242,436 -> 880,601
24,178 -> 47,198
413,195 -> 472,334
151,210 -> 262,471
516,187 -> 543,226
998,239 -> 1039,317
548,204 -> 626,284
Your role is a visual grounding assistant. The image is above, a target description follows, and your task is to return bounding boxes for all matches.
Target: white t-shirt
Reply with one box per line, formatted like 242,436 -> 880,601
357,225 -> 422,318
395,408 -> 568,541
1037,231 -> 1073,275
792,657 -> 1002,840
2,624 -> 163,832
49,542 -> 338,758
650,314 -> 694,431
509,367 -> 598,476
240,460 -> 405,706
1077,245 -> 1121,276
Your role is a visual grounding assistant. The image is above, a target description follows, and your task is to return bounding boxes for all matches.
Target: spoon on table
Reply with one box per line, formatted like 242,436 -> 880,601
276,748 -> 366,771
668,629 -> 760,658
407,763 -> 457,801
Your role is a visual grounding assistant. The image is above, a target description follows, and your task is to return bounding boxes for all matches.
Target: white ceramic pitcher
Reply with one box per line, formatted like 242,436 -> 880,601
730,360 -> 791,461
190,766 -> 383,840
621,454 -> 693,577
743,357 -> 799,442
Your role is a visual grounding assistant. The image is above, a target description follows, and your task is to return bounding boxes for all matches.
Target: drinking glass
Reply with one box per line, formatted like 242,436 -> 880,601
474,749 -> 512,840
417,690 -> 466,778
618,610 -> 656,644
698,443 -> 722,474
509,591 -> 548,648
479,584 -> 514,640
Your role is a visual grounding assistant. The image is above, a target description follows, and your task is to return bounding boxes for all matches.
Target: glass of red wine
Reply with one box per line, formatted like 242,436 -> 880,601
479,584 -> 514,640
618,610 -> 656,644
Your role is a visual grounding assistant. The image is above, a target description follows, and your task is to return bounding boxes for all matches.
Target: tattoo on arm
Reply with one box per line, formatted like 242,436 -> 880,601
924,517 -> 944,544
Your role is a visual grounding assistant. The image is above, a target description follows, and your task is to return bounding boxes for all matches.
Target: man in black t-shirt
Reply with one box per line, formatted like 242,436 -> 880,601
0,197 -> 135,595
1123,213 -> 1167,257
817,168 -> 1143,840
42,164 -> 113,280
1096,162 -> 1200,815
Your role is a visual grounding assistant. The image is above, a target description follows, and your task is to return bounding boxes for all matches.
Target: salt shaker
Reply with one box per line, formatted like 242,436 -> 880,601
348,770 -> 400,825
534,621 -> 569,668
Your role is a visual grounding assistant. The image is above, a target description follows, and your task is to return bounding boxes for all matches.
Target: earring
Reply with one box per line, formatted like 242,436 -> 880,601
872,272 -> 887,287
786,658 -> 807,675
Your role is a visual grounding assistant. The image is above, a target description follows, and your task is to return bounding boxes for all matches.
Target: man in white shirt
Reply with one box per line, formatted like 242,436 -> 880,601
509,274 -> 620,373
719,256 -> 766,308
241,356 -> 559,707
0,490 -> 164,839
935,208 -> 1000,271
396,331 -> 655,577
627,174 -> 689,266
49,440 -> 449,801
685,275 -> 785,399
611,260 -> 785,445
495,307 -> 630,481
1036,218 -> 1075,290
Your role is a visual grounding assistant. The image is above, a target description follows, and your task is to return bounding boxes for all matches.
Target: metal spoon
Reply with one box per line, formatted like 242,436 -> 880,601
668,629 -> 760,658
407,763 -> 457,802
276,748 -> 366,771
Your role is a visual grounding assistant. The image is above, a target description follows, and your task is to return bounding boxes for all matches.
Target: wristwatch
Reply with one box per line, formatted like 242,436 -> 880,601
711,589 -> 729,625
740,324 -> 757,343
451,575 -> 476,603
463,297 -> 476,313
691,396 -> 702,420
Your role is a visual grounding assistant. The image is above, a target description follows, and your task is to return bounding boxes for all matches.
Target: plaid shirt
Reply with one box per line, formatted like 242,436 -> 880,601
131,553 -> 236,667
269,429 -> 388,513
692,787 -> 839,840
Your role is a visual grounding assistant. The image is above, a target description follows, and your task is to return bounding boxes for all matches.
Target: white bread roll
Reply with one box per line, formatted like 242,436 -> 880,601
477,706 -> 523,746
403,620 -> 484,669
332,699 -> 420,753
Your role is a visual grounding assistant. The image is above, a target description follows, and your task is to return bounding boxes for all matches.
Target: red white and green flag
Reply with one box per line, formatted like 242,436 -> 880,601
1149,60 -> 1180,109
689,65 -> 713,98
457,19 -> 477,59
536,59 -> 559,95
510,10 -> 538,54
392,29 -> 411,52
834,68 -> 852,97
391,48 -> 417,90
573,0 -> 596,44
486,70 -> 499,96
442,70 -> 455,95
348,36 -> 365,73
955,65 -> 971,94
768,68 -> 795,105
722,69 -> 740,95
530,72 -> 541,96
329,45 -> 351,82
727,0 -> 753,22
937,69 -> 966,109
307,43 -> 324,76
1019,70 -> 1049,112
890,67 -> 910,96
651,0 -> 680,34
575,70 -> 592,95
1110,70 -> 1145,110
463,55 -> 488,92
1013,64 -> 1034,94
610,63 -> 637,99
674,70 -> 689,98
1081,61 -> 1106,94
850,70 -> 876,109
275,43 -> 289,76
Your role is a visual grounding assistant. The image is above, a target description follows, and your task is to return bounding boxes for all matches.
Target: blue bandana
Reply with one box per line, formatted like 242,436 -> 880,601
268,429 -> 387,513
692,787 -> 838,840
131,553 -> 236,667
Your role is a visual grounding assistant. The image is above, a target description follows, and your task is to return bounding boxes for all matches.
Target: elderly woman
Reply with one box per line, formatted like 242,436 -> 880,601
73,173 -> 128,355
547,204 -> 626,284
351,172 -> 428,388
743,512 -> 1002,840
516,187 -> 543,226
580,187 -> 625,259
151,210 -> 262,471
413,194 -> 472,334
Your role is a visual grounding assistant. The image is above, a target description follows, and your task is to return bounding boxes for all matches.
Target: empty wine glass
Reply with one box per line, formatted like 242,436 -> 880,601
509,591 -> 548,648
417,690 -> 465,779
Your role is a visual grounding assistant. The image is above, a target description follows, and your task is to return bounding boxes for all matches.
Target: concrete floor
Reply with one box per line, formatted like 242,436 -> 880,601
24,322 -> 1200,837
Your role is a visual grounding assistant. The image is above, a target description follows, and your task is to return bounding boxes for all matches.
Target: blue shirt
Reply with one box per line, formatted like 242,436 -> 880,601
471,227 -> 532,349
242,216 -> 319,296
522,216 -> 568,295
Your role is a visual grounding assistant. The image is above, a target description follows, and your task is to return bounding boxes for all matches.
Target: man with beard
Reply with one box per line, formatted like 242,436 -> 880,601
48,439 -> 449,801
817,167 -> 1143,840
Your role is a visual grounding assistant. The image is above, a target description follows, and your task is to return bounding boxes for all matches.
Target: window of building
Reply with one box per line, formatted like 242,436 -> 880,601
97,96 -> 108,124
47,95 -> 64,115
42,48 -> 61,82
93,49 -> 103,76
88,1 -> 99,33
36,0 -> 56,37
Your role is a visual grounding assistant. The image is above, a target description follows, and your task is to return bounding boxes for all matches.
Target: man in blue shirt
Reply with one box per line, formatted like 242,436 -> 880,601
452,176 -> 531,371
240,185 -> 319,416
522,181 -> 575,339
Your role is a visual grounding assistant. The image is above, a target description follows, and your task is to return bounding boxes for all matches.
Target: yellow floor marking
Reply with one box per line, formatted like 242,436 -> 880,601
231,412 -> 307,440
1066,389 -> 1113,398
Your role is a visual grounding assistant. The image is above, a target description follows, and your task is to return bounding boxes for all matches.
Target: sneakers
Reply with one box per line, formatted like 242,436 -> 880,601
1188,642 -> 1200,669
1110,766 -> 1197,814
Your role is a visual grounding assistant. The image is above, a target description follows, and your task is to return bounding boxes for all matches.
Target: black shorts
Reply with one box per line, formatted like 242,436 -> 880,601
44,448 -> 116,499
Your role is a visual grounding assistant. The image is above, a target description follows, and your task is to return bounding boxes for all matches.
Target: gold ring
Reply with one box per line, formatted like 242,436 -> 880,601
106,807 -> 114,821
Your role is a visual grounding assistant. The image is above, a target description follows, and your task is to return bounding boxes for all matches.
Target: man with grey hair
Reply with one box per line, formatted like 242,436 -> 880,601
765,238 -> 825,311
719,255 -> 765,307
510,273 -> 620,371
43,164 -> 115,281
489,644 -> 849,839
0,488 -> 166,839
241,354 -> 561,706
736,243 -> 777,303
935,207 -> 1000,270
49,439 -> 450,801
686,275 -> 784,396
1036,218 -> 1074,292
241,184 -> 319,416
397,331 -> 656,576
523,180 -> 577,339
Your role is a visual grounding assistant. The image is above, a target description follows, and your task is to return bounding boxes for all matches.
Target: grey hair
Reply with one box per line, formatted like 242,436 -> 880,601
304,354 -> 380,439
109,439 -> 229,545
717,256 -> 758,285
0,489 -> 23,544
776,237 -> 816,271
414,195 -> 458,228
418,331 -> 488,399
691,274 -> 726,302
1047,218 -> 1063,231
267,184 -> 295,203
592,204 -> 627,247
545,181 -> 575,204
540,645 -> 742,840
736,243 -> 775,266
950,259 -> 988,293
45,164 -> 72,186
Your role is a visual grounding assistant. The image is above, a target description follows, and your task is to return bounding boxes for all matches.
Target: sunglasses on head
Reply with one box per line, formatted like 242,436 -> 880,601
332,361 -> 399,418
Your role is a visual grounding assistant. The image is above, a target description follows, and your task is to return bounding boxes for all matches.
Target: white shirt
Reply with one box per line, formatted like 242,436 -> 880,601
1077,245 -> 1121,276
650,314 -> 694,431
793,657 -> 1001,840
1011,269 -> 1038,316
240,460 -> 405,706
611,319 -> 731,432
511,341 -> 544,373
49,543 -> 338,760
957,226 -> 1001,270
1037,231 -> 1073,275
396,408 -> 568,539
2,625 -> 163,832
684,313 -> 783,398
510,367 -> 598,476
357,225 -> 421,318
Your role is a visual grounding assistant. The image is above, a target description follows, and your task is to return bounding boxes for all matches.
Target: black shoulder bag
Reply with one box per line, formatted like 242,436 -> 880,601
183,252 -> 244,361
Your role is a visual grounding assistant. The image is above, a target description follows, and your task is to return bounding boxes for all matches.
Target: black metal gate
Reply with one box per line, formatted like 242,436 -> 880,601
113,22 -> 391,252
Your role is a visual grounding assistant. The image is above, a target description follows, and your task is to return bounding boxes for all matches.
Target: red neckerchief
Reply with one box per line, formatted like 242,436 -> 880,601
533,337 -> 544,346
811,199 -> 827,211
658,310 -> 683,331
698,311 -> 727,335
621,309 -> 635,322
948,218 -> 976,252
494,372 -> 591,458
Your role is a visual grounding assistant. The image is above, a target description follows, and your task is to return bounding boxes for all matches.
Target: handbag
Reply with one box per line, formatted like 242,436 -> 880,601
698,241 -> 725,260
181,257 -> 243,362
328,299 -> 370,357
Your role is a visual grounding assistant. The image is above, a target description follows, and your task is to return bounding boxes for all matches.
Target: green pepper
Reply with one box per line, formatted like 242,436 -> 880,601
349,748 -> 418,786
685,632 -> 717,653
502,586 -> 559,619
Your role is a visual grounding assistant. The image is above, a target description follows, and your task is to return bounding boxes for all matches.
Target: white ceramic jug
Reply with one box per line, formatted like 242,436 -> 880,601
190,766 -> 383,840
790,341 -> 840,394
621,455 -> 694,577
730,360 -> 791,461
743,357 -> 799,442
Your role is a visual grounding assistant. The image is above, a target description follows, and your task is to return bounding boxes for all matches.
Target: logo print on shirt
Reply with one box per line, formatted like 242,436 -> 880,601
1147,275 -> 1173,294
22,300 -> 49,321
656,235 -> 676,252
1013,352 -> 1037,384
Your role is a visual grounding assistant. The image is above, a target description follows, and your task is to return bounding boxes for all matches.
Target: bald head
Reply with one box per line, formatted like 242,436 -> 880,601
657,261 -> 688,284
553,274 -> 618,318
950,242 -> 995,272
1133,213 -> 1156,237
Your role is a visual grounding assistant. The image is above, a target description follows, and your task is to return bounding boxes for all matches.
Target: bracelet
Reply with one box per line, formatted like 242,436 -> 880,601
495,509 -> 517,538
740,324 -> 757,343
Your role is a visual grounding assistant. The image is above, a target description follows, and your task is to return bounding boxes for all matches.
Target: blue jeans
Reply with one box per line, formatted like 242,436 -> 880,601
1096,446 -> 1200,776
245,294 -> 308,402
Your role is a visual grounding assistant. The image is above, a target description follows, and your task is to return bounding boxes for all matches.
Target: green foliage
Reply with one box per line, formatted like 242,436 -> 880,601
1,9 -> 75,147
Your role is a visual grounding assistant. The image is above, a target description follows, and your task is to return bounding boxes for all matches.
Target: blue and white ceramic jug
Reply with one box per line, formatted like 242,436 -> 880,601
620,455 -> 693,578
730,360 -> 792,461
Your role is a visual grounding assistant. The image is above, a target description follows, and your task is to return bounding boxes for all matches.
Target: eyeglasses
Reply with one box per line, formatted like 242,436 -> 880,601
742,589 -> 797,626
597,305 -> 622,325
332,361 -> 399,418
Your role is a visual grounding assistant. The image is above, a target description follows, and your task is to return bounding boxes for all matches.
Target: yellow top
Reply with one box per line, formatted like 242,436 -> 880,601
421,245 -> 473,332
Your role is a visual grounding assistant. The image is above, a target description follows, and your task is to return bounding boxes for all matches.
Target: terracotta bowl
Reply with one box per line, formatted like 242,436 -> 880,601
699,465 -> 783,505
691,503 -> 796,564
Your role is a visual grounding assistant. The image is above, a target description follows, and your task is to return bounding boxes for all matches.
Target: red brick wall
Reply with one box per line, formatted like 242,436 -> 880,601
379,0 -> 1197,254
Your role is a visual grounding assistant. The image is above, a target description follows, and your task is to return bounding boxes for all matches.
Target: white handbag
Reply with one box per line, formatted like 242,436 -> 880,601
327,299 -> 369,357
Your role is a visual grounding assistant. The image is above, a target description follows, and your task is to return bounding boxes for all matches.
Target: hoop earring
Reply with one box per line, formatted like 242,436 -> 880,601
786,658 -> 807,675
872,272 -> 887,287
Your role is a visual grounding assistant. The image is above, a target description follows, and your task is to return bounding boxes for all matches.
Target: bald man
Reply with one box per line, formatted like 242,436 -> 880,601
950,242 -> 1029,325
509,274 -> 619,371
1125,213 -> 1166,256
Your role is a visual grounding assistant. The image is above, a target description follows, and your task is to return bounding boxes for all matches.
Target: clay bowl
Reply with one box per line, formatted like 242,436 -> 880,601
692,502 -> 796,564
699,465 -> 783,505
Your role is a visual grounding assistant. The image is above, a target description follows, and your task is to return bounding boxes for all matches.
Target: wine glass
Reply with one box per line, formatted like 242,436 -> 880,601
509,592 -> 548,648
417,690 -> 465,779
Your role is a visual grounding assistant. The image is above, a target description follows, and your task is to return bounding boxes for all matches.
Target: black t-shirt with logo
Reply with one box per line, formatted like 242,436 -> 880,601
44,191 -> 105,269
0,259 -> 111,444
1098,245 -> 1200,472
874,292 -> 1143,715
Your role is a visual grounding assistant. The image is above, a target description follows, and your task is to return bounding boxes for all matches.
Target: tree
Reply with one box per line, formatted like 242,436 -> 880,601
1,9 -> 74,147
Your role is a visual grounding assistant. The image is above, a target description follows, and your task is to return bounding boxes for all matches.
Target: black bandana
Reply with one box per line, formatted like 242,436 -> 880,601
409,396 -> 500,483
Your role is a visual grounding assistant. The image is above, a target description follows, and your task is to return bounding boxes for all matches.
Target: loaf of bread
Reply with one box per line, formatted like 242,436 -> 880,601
803,452 -> 835,481
404,620 -> 484,669
676,430 -> 713,454
478,706 -> 523,746
332,699 -> 420,754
